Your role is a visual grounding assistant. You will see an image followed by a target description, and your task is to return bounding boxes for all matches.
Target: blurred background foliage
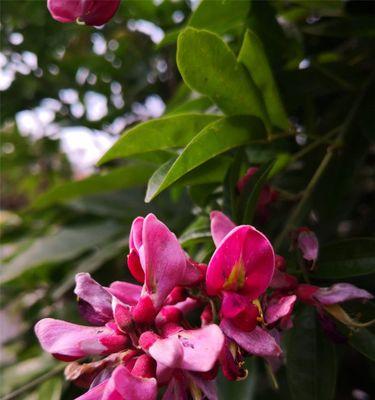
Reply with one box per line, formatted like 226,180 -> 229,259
0,0 -> 374,399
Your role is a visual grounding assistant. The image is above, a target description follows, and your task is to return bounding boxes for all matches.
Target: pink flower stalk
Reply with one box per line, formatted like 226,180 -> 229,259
47,0 -> 121,26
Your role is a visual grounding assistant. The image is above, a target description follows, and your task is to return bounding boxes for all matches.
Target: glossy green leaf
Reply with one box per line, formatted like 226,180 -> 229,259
238,29 -> 289,130
313,238 -> 375,279
286,305 -> 337,400
177,28 -> 269,125
145,116 -> 266,202
166,96 -> 214,115
32,163 -> 156,209
98,113 -> 219,164
0,221 -> 123,284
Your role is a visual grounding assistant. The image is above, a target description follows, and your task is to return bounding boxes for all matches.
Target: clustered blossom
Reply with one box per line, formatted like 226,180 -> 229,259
34,211 -> 373,399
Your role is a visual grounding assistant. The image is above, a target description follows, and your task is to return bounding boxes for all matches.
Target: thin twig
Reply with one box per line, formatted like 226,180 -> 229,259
0,364 -> 66,400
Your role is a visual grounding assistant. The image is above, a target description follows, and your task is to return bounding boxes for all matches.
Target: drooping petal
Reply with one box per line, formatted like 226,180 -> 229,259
313,283 -> 373,305
107,281 -> 142,306
221,292 -> 258,332
220,319 -> 281,357
269,269 -> 298,291
206,225 -> 275,298
75,273 -> 113,325
210,211 -> 236,247
35,319 -> 127,361
47,0 -> 120,26
219,338 -> 247,381
74,380 -> 108,400
102,365 -> 157,400
142,214 -> 187,308
296,227 -> 319,263
149,325 -> 224,372
265,295 -> 296,325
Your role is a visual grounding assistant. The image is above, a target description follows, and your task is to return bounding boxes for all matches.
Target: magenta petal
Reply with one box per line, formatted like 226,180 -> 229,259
75,273 -> 113,325
102,365 -> 157,400
210,211 -> 236,247
221,292 -> 258,331
220,319 -> 282,357
314,283 -> 373,305
206,225 -> 275,298
35,319 -> 126,361
297,228 -> 319,262
74,380 -> 108,400
148,336 -> 184,369
142,214 -> 187,308
265,295 -> 297,324
150,325 -> 224,372
47,0 -> 120,26
269,269 -> 298,291
108,281 -> 142,306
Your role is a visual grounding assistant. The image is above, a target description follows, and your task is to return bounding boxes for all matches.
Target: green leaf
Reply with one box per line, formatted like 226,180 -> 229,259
166,97 -> 214,115
0,221 -> 123,284
238,29 -> 289,130
239,160 -> 275,224
52,238 -> 126,300
189,0 -> 251,35
313,238 -> 375,279
158,0 -> 251,48
98,113 -> 219,164
145,116 -> 267,202
38,377 -> 62,400
177,28 -> 269,125
286,305 -> 337,400
32,163 -> 155,209
349,328 -> 375,361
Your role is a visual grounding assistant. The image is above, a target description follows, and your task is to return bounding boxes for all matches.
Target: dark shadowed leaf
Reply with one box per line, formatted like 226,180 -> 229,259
286,305 -> 337,400
313,238 -> 375,279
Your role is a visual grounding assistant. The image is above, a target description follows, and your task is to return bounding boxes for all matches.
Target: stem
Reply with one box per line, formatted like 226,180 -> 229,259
0,364 -> 66,400
274,74 -> 373,251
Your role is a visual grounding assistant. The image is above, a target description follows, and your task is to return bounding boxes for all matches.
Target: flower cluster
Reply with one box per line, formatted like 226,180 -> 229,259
35,212 -> 372,399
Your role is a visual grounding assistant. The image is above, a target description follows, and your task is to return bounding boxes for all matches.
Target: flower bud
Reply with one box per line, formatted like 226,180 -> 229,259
47,0 -> 121,26
296,227 -> 319,264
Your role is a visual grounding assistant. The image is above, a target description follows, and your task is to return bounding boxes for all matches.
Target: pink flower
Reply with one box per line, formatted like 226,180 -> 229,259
207,212 -> 275,299
47,0 -> 120,26
128,214 -> 203,324
207,211 -> 281,361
